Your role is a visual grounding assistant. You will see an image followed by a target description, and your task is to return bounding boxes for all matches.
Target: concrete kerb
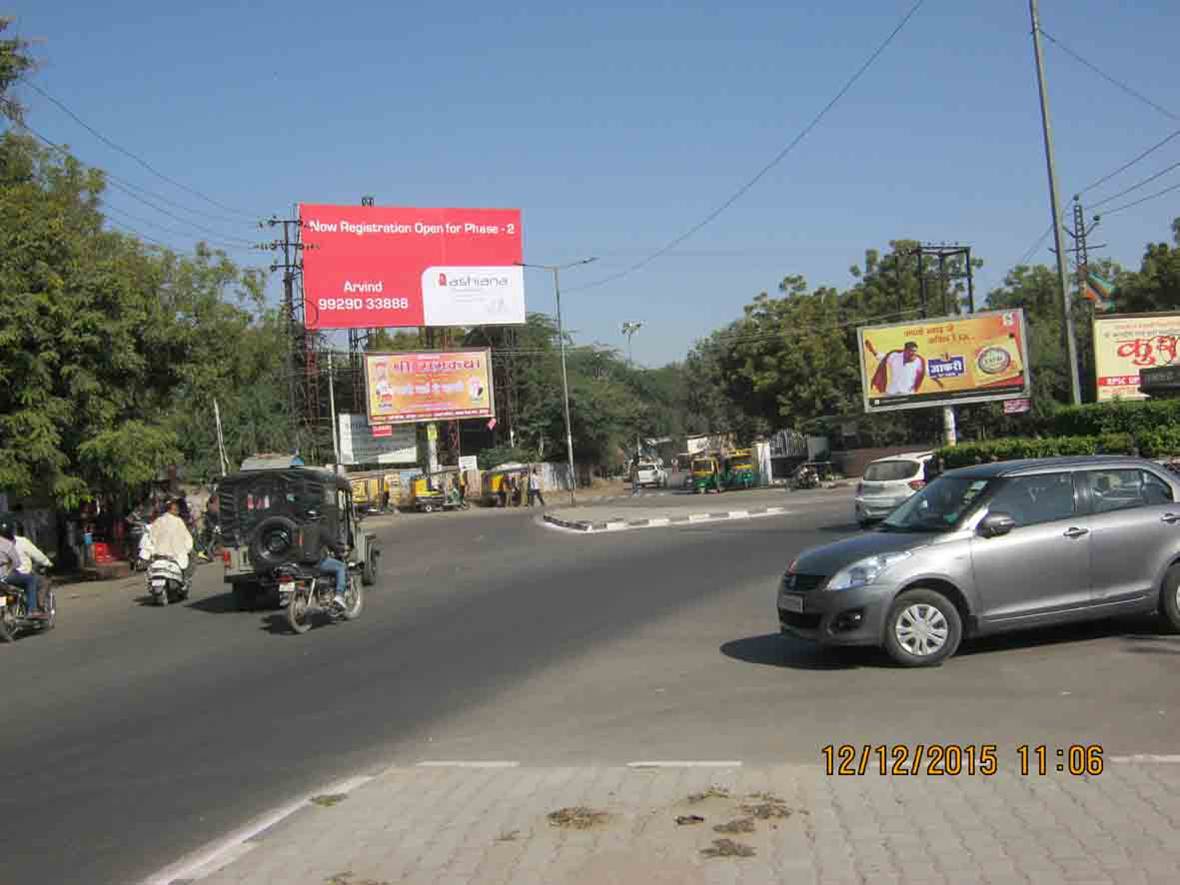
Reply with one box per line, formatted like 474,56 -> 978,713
543,506 -> 790,534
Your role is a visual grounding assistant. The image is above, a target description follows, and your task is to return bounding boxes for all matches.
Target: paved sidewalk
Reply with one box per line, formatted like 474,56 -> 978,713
168,759 -> 1180,884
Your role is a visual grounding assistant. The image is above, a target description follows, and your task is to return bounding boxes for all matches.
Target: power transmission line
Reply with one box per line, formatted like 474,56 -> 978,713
569,0 -> 926,292
1077,127 -> 1180,196
1102,179 -> 1180,216
19,123 -> 258,247
102,204 -> 256,252
1091,159 -> 1180,209
18,75 -> 261,219
1038,29 -> 1179,123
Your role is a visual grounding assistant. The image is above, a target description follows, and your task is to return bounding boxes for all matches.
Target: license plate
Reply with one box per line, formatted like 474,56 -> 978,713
151,579 -> 165,587
279,581 -> 295,593
781,594 -> 805,613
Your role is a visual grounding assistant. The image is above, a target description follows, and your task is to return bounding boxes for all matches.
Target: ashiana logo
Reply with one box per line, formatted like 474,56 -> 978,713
435,271 -> 510,289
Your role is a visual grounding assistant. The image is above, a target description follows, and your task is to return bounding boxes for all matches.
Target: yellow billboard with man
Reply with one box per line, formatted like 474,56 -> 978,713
857,310 -> 1031,413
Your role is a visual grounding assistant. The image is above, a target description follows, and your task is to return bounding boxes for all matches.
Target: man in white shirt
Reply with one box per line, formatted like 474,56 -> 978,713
140,498 -> 194,577
870,341 -> 928,396
14,523 -> 52,616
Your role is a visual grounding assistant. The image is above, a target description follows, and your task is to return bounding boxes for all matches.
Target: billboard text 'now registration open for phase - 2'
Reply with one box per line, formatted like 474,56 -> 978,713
300,204 -> 524,330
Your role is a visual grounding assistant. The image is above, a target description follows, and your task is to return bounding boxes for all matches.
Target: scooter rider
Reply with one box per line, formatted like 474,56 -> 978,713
0,520 -> 41,617
140,498 -> 194,581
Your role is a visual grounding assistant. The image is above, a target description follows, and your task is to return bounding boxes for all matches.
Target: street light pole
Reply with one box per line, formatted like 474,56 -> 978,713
517,257 -> 597,506
621,321 -> 644,367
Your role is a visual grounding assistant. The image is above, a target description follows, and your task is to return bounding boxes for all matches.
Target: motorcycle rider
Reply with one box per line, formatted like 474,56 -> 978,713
14,522 -> 52,614
312,512 -> 349,610
0,520 -> 42,617
140,497 -> 194,582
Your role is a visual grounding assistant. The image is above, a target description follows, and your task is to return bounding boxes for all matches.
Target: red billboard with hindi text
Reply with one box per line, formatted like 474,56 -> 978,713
299,205 -> 524,330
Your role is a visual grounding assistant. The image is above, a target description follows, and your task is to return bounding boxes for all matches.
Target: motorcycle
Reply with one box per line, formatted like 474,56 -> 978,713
790,464 -> 820,491
276,561 -> 364,634
0,568 -> 57,642
146,554 -> 191,606
125,513 -> 149,572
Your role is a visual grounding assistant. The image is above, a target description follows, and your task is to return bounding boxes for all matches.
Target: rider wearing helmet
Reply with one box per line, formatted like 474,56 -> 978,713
0,520 -> 44,618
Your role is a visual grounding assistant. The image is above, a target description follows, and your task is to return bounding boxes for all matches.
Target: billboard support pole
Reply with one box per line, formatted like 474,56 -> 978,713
966,247 -> 976,314
327,351 -> 341,471
943,406 -> 957,447
1029,0 -> 1082,406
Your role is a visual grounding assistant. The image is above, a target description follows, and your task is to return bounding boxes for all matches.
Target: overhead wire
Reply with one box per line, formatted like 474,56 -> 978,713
1038,29 -> 1179,124
1091,159 -> 1180,210
568,0 -> 927,292
1102,180 -> 1180,217
18,75 -> 261,219
102,205 -> 257,252
18,122 -> 261,249
1077,127 -> 1180,197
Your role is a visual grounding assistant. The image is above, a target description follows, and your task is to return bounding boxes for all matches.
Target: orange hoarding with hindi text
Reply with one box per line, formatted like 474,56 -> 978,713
364,349 -> 495,425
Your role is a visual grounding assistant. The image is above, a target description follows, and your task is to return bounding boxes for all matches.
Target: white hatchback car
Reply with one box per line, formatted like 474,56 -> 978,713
854,452 -> 934,526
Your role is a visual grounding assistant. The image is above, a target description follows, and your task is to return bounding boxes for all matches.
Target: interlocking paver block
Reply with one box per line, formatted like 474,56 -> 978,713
187,762 -> 1180,885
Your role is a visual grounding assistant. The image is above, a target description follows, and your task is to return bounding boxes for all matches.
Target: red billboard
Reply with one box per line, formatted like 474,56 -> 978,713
299,205 -> 524,330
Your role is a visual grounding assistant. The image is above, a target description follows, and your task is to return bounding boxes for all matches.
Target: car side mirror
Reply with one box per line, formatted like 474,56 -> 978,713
979,512 -> 1016,538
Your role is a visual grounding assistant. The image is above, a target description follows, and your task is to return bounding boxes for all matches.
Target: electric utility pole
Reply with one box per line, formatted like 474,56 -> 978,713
1029,0 -> 1082,406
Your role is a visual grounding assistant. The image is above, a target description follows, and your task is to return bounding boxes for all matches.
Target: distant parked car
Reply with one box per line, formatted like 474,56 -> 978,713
633,462 -> 668,489
854,452 -> 934,526
779,456 -> 1180,666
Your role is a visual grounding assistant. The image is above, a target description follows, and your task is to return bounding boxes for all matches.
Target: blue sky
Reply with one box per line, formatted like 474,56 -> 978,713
11,0 -> 1180,366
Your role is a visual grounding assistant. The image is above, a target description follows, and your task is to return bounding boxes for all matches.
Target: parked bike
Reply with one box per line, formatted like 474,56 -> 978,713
0,568 -> 57,641
790,464 -> 820,491
146,554 -> 190,606
276,561 -> 364,634
125,513 -> 149,572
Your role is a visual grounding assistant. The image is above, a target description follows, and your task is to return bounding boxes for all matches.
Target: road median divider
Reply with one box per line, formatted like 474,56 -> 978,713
543,505 -> 789,534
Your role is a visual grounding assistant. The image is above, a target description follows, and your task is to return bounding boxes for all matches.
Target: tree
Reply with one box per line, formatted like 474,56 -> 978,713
0,18 -> 35,123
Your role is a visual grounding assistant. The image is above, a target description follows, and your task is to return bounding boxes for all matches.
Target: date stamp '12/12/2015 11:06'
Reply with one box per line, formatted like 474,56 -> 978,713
822,744 -> 1105,777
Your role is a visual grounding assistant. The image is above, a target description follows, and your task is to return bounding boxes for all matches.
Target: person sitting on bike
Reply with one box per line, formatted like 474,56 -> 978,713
141,498 -> 194,580
311,513 -> 349,610
15,522 -> 52,614
0,520 -> 42,617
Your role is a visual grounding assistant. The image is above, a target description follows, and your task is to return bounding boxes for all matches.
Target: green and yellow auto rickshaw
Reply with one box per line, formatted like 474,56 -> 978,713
722,449 -> 757,490
691,455 -> 723,494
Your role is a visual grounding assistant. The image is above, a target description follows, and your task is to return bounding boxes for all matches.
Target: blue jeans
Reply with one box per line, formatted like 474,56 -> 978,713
4,572 -> 38,613
319,557 -> 347,597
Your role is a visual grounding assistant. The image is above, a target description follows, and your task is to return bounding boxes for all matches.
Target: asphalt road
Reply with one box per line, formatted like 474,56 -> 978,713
4,492 -> 1180,884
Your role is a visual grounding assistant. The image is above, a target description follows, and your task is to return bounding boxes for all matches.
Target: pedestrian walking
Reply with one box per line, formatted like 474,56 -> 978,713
527,468 -> 545,507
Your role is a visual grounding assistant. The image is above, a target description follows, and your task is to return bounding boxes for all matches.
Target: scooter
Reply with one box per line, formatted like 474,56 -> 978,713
145,554 -> 191,606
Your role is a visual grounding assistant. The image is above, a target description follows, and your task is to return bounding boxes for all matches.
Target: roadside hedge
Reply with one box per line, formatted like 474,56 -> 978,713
936,433 -> 1136,469
1045,400 -> 1180,438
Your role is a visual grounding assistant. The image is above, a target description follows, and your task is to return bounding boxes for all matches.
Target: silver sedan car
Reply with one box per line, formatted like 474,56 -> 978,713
778,456 -> 1180,666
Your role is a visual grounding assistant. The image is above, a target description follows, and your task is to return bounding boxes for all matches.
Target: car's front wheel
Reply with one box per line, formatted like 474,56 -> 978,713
882,588 -> 962,667
1160,563 -> 1180,633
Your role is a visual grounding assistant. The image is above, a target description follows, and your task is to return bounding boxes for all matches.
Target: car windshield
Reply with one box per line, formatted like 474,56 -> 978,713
864,460 -> 920,482
880,476 -> 991,532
